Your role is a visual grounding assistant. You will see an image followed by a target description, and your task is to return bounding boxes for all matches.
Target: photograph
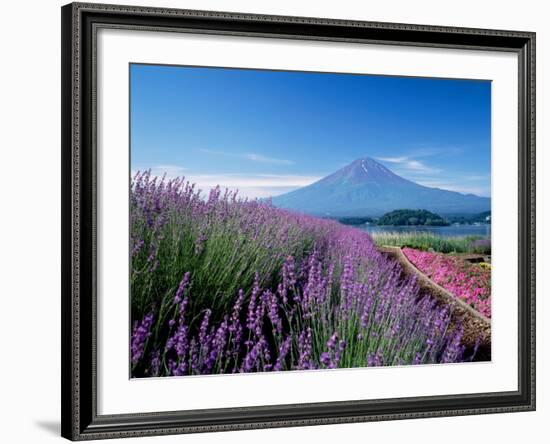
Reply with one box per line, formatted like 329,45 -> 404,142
129,64 -> 492,378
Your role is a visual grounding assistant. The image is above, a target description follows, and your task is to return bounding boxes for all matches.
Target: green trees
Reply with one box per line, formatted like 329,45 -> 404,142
377,209 -> 449,226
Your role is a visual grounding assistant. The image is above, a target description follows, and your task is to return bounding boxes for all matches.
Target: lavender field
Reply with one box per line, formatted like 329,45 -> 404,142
128,171 -> 482,378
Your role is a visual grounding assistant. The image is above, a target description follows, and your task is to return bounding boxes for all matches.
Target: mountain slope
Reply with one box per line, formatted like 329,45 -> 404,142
270,157 -> 490,217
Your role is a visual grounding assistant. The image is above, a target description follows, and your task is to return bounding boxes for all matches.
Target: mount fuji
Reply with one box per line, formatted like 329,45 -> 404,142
270,157 -> 490,217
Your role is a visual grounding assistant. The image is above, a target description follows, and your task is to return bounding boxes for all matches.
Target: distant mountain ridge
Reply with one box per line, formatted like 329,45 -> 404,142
270,157 -> 490,217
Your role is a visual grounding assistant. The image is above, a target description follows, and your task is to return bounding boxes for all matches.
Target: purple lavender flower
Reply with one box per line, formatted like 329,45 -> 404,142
297,327 -> 315,370
274,336 -> 292,371
265,290 -> 283,335
131,239 -> 145,258
206,315 -> 229,372
131,311 -> 155,365
228,289 -> 245,363
246,274 -> 262,333
199,309 -> 212,345
242,341 -> 262,373
442,327 -> 465,363
320,352 -> 331,366
174,272 -> 191,305
278,255 -> 296,305
149,349 -> 161,377
367,351 -> 384,367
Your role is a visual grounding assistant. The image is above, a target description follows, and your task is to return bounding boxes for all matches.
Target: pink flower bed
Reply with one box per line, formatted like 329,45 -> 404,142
402,248 -> 491,318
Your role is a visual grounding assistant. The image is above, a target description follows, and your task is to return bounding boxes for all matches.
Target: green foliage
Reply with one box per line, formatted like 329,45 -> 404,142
335,216 -> 375,226
377,209 -> 449,226
372,231 -> 490,254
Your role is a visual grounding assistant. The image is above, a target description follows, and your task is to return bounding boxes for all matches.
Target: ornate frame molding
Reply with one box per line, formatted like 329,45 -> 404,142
61,3 -> 535,440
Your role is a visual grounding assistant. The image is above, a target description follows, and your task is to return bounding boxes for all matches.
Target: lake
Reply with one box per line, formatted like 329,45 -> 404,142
359,224 -> 491,238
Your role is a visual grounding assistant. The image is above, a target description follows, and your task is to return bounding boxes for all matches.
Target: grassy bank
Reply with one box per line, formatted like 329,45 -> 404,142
372,231 -> 491,254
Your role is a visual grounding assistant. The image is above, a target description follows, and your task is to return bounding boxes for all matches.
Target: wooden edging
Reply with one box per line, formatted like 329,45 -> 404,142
379,246 -> 491,356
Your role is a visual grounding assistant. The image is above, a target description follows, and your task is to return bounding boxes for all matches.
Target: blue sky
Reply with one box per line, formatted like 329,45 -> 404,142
130,64 -> 491,199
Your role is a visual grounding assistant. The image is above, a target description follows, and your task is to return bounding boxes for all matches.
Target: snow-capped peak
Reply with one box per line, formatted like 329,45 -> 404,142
361,160 -> 369,176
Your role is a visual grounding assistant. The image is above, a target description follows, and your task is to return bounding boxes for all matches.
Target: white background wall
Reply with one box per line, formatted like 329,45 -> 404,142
0,0 -> 546,443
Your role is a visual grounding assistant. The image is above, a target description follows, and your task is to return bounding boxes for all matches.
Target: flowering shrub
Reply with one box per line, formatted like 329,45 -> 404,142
402,248 -> 491,318
470,239 -> 491,255
130,172 -> 478,377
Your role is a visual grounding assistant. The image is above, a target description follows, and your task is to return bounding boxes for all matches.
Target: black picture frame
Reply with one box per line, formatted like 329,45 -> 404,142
61,2 -> 536,440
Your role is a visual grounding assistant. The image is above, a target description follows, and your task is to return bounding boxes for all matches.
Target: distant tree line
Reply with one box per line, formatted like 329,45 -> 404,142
376,209 -> 449,226
336,216 -> 375,226
335,209 -> 491,227
445,211 -> 491,225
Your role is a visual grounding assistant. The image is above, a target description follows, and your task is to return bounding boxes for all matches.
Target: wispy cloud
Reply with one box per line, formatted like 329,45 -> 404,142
376,156 -> 441,174
463,174 -> 490,181
199,148 -> 294,165
375,150 -> 490,197
375,156 -> 408,163
182,173 -> 320,189
242,153 -> 294,165
147,165 -> 187,178
407,146 -> 464,158
414,180 -> 490,197
133,165 -> 319,199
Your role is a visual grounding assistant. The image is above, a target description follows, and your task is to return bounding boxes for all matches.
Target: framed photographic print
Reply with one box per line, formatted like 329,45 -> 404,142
61,2 -> 536,440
